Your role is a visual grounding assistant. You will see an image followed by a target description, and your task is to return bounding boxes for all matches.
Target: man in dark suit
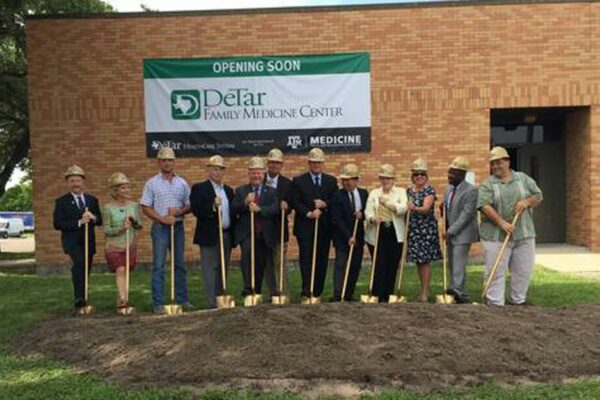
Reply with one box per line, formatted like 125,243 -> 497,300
442,156 -> 479,303
232,157 -> 279,297
331,164 -> 368,302
263,148 -> 293,298
291,147 -> 338,300
53,165 -> 102,313
190,155 -> 236,309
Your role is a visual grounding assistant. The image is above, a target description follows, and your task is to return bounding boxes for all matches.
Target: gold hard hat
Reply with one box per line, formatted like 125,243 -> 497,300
266,148 -> 284,162
108,172 -> 130,187
248,156 -> 266,170
156,147 -> 176,160
64,164 -> 85,178
411,158 -> 428,172
489,146 -> 510,161
307,147 -> 326,162
206,155 -> 226,169
378,164 -> 395,178
339,163 -> 360,179
448,156 -> 470,171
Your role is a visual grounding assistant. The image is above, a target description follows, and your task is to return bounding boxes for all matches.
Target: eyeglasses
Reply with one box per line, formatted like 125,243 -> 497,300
412,172 -> 427,177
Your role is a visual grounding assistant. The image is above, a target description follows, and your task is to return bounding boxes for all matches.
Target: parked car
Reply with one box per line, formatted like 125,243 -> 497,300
0,218 -> 25,238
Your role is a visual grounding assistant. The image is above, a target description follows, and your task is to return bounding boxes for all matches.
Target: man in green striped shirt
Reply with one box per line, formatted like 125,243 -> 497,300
477,146 -> 543,306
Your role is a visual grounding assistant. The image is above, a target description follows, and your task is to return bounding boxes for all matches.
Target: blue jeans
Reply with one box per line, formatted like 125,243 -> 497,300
151,222 -> 188,307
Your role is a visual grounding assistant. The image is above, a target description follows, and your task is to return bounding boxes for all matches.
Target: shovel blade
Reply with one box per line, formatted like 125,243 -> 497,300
360,294 -> 379,304
74,305 -> 94,316
388,294 -> 407,304
244,294 -> 263,307
435,294 -> 455,304
301,296 -> 321,305
164,304 -> 183,315
271,295 -> 290,305
216,295 -> 236,309
116,306 -> 136,316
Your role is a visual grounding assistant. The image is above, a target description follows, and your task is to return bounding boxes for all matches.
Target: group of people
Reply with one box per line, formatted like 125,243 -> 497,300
53,145 -> 543,315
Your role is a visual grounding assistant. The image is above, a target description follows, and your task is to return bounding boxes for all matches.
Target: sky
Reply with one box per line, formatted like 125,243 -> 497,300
104,0 -> 443,12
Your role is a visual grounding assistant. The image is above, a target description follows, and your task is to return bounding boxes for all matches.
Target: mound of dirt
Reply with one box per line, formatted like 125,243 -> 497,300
14,303 -> 600,396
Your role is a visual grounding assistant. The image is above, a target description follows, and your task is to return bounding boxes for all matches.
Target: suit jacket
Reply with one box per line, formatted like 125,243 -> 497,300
291,172 -> 338,239
444,180 -> 479,245
190,179 -> 235,247
53,193 -> 102,255
263,174 -> 292,243
331,188 -> 368,251
232,184 -> 279,248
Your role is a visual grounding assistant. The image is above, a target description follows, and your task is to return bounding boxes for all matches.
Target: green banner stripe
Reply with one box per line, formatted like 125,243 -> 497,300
144,53 -> 370,79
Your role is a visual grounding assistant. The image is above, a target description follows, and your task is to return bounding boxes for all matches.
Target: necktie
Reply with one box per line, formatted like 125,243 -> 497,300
349,191 -> 356,212
314,175 -> 320,188
253,186 -> 261,205
449,187 -> 457,208
76,195 -> 85,210
252,187 -> 261,234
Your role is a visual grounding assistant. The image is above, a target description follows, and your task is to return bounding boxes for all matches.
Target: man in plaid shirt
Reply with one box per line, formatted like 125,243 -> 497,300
141,147 -> 193,313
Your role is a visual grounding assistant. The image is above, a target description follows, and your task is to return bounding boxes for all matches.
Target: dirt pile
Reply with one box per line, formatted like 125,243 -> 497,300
14,303 -> 600,395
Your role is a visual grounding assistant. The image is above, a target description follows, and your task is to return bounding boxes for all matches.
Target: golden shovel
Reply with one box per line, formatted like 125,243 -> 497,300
215,204 -> 235,309
164,224 -> 183,315
436,209 -> 455,304
361,221 -> 380,304
272,210 -> 289,305
389,210 -> 411,304
302,217 -> 321,304
244,208 -> 263,307
341,218 -> 360,303
481,210 -> 523,303
117,225 -> 135,315
76,208 -> 94,315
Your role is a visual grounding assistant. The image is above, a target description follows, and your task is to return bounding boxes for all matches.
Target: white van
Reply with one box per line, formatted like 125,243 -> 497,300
0,218 -> 25,238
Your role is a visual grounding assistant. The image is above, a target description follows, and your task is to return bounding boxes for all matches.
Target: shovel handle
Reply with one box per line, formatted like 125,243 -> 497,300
438,209 -> 448,293
368,220 -> 381,295
341,217 -> 360,302
309,217 -> 319,297
279,210 -> 285,293
481,210 -> 523,302
125,224 -> 130,303
250,209 -> 255,293
170,224 -> 175,303
216,204 -> 227,291
84,207 -> 89,302
395,210 -> 411,294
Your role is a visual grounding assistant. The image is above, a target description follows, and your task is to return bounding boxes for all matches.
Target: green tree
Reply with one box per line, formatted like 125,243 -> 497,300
0,0 -> 114,199
0,180 -> 32,211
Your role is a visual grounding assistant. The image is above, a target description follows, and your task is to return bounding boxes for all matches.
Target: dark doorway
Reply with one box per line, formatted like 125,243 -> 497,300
490,107 -> 583,244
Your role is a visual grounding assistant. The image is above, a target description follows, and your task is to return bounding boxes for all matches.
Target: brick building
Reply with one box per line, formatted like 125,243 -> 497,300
27,0 -> 600,270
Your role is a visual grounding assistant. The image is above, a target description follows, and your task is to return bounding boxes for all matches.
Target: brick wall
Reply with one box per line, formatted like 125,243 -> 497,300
27,1 -> 600,268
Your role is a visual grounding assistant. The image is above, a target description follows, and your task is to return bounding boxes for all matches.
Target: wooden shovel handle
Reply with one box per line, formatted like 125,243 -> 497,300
481,211 -> 523,301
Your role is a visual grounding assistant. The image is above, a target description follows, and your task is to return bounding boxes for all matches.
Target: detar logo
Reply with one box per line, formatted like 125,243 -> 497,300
171,90 -> 200,120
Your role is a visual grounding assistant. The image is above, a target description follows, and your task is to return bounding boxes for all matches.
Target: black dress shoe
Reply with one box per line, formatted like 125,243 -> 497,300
455,295 -> 471,304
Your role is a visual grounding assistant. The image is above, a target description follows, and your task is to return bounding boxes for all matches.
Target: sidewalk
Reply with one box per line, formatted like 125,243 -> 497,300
536,244 -> 600,280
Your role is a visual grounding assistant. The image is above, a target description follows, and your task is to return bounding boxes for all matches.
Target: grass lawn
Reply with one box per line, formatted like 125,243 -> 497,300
1,263 -> 599,399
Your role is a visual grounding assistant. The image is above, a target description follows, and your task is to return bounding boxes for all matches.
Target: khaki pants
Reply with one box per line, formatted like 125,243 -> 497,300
483,238 -> 535,305
264,242 -> 288,295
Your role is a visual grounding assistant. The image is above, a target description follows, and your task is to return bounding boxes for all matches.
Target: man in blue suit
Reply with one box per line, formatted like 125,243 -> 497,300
331,164 -> 368,301
232,157 -> 279,297
53,165 -> 102,314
